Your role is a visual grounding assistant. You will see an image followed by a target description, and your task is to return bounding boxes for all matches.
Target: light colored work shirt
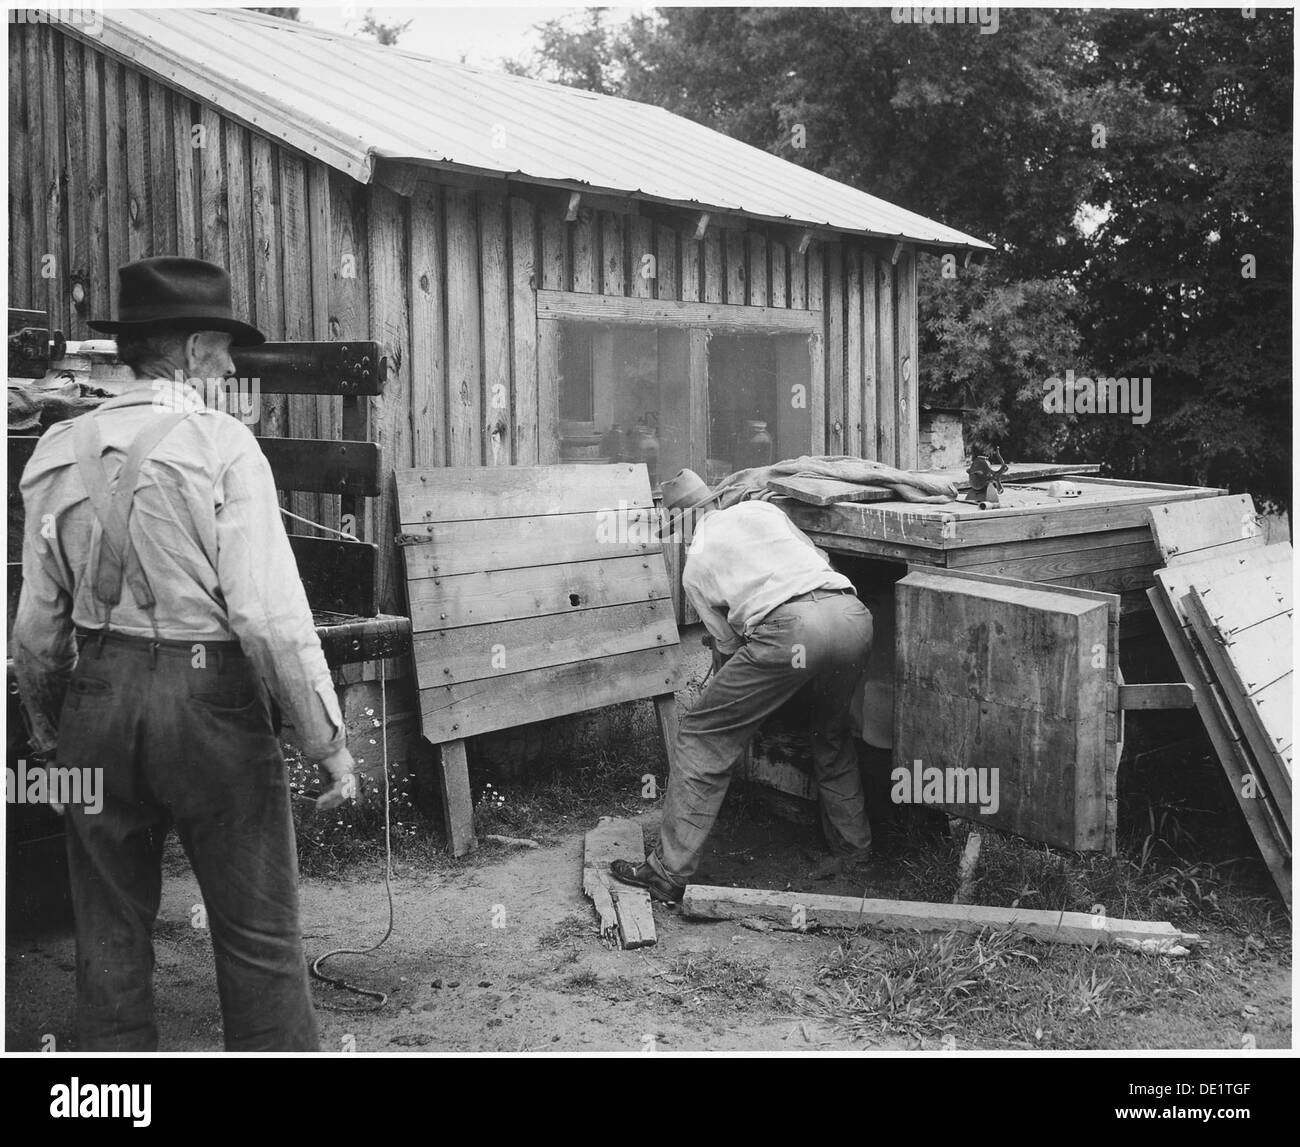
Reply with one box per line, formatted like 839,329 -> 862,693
681,499 -> 852,655
12,377 -> 346,760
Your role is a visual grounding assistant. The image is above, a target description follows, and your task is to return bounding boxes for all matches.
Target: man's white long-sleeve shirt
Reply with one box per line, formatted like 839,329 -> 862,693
12,378 -> 346,760
681,499 -> 852,655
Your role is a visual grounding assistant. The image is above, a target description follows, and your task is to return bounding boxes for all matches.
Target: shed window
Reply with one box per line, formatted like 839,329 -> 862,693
557,323 -> 690,490
706,334 -> 812,481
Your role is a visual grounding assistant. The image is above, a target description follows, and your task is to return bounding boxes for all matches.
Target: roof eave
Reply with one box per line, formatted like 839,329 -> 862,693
374,157 -> 996,255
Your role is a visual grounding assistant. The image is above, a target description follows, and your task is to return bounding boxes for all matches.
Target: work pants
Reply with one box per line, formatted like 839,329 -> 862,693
57,631 -> 319,1051
652,591 -> 873,884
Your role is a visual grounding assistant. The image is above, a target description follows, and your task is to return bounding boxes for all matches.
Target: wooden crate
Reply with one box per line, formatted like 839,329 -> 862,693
893,567 -> 1120,853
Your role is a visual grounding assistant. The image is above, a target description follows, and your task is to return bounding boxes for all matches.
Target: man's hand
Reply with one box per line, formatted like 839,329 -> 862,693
701,633 -> 735,676
315,745 -> 359,811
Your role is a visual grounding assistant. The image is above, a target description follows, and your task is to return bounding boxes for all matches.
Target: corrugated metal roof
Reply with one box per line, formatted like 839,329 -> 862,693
77,7 -> 993,252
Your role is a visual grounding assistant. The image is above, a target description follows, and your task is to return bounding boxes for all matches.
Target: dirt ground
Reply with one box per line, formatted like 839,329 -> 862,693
6,790 -> 1292,1053
5,803 -> 909,1053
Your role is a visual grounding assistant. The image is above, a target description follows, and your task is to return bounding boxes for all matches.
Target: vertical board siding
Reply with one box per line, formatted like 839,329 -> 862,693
789,245 -> 806,310
510,197 -> 539,464
101,57 -> 127,313
249,134 -> 286,438
306,160 -> 342,529
409,179 -> 447,469
571,209 -> 595,292
746,233 -> 768,307
878,253 -> 899,465
327,173 -> 371,545
123,68 -> 148,263
845,246 -> 863,458
40,23 -> 66,329
82,39 -> 107,325
10,30 -> 32,306
539,211 -> 565,292
222,117 -> 253,342
62,36 -> 88,339
702,230 -> 723,303
444,187 -> 482,467
723,230 -> 745,305
478,192 -> 512,467
679,229 -> 700,303
770,242 -> 787,309
600,210 -> 624,296
629,215 -> 654,299
897,246 -> 920,469
172,96 -> 200,259
861,247 -> 878,460
146,81 -> 176,259
22,26 -> 46,312
655,223 -> 679,302
876,253 -> 898,468
280,150 -> 318,529
199,105 -> 228,267
824,243 -> 844,456
366,183 -> 413,615
537,318 -> 561,463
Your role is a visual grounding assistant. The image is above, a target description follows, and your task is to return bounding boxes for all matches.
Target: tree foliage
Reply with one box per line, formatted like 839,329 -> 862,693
512,7 -> 1291,508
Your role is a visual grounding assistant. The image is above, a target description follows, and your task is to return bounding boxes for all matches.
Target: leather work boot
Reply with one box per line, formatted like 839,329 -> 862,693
608,858 -> 685,904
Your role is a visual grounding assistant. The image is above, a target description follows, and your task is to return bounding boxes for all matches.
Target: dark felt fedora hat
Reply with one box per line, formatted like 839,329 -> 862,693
88,256 -> 265,346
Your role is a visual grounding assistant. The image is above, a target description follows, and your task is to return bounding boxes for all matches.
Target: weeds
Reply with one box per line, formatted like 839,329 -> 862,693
812,929 -> 1038,1042
660,949 -> 785,1012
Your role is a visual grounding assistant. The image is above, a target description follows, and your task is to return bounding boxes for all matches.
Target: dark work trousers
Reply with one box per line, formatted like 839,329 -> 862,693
57,631 -> 319,1052
650,591 -> 874,885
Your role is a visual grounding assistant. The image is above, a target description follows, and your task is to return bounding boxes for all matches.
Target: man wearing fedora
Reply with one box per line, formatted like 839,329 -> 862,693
611,469 -> 875,902
12,256 -> 356,1051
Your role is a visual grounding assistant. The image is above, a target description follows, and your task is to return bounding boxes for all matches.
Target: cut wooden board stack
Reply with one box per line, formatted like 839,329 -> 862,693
1146,495 -> 1292,905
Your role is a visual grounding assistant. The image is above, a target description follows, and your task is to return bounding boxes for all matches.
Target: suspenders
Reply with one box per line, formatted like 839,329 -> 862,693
71,411 -> 191,616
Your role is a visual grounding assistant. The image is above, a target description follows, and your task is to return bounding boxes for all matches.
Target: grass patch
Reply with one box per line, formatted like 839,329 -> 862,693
536,911 -> 600,962
657,949 -> 787,1012
807,927 -> 1278,1050
811,929 -> 1039,1045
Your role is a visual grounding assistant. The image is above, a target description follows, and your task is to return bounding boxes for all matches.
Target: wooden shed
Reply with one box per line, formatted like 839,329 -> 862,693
7,8 -> 991,621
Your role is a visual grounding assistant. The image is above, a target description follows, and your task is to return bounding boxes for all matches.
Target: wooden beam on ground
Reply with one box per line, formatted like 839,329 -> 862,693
682,886 -> 1199,954
582,817 -> 656,949
610,887 -> 656,949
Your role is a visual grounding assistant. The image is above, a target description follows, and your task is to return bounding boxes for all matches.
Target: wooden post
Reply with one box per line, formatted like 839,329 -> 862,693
953,830 -> 982,905
653,693 -> 680,774
439,739 -> 477,857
